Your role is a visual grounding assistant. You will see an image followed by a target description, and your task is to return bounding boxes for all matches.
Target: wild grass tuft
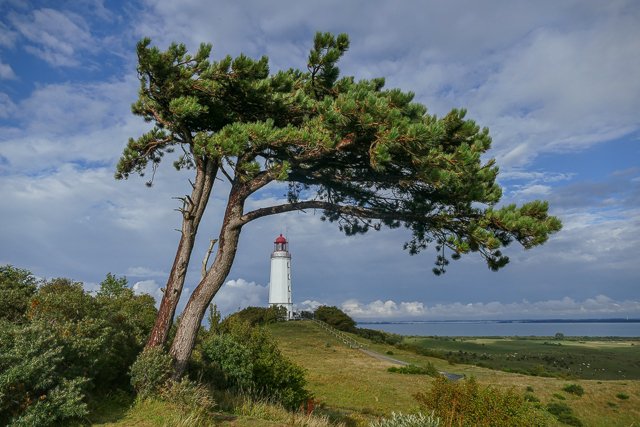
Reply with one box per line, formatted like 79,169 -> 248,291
369,411 -> 440,427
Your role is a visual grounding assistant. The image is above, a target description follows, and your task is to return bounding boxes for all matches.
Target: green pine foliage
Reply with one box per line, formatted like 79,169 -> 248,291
118,32 -> 562,277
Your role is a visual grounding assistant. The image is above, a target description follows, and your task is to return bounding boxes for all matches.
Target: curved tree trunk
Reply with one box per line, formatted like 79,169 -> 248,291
146,159 -> 217,349
169,191 -> 245,377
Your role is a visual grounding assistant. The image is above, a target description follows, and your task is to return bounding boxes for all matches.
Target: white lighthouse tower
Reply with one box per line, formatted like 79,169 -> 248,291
269,234 -> 293,320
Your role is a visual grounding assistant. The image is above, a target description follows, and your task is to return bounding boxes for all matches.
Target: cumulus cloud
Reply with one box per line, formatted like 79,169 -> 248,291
132,279 -> 164,304
342,295 -> 640,320
212,278 -> 269,316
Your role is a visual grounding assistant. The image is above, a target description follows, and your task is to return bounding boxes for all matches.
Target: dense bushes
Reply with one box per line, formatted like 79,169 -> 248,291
0,265 -> 38,323
388,363 -> 439,376
546,401 -> 582,426
0,266 -> 157,426
201,317 -> 309,410
315,305 -> 357,332
130,347 -> 174,399
415,376 -> 548,426
222,305 -> 287,327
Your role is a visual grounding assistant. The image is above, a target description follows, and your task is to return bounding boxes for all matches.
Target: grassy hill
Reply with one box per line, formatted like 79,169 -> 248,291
89,320 -> 639,426
266,320 -> 640,427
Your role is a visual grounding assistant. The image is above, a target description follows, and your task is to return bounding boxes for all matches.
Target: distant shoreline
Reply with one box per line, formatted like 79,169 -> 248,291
358,318 -> 640,325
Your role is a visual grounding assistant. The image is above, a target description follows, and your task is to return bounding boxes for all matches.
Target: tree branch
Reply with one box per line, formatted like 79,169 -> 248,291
201,239 -> 218,278
238,200 -> 423,226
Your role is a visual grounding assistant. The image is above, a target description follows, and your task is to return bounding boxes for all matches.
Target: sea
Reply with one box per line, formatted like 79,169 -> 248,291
357,320 -> 640,337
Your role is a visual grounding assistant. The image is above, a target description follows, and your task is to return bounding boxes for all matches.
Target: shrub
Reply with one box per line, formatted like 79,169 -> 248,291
0,265 -> 38,323
388,363 -> 438,376
314,306 -> 356,332
547,402 -> 582,426
0,321 -> 88,426
562,383 -> 584,396
160,378 -> 216,416
414,376 -> 547,426
201,319 -> 309,409
523,393 -> 540,403
552,393 -> 566,400
616,392 -> 629,400
370,411 -> 441,427
130,348 -> 174,399
222,305 -> 287,327
356,328 -> 403,345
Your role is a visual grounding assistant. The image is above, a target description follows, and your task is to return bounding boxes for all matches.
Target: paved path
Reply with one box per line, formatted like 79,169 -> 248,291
358,348 -> 464,381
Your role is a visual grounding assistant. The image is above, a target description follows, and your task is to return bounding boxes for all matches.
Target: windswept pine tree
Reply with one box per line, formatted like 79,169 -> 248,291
117,32 -> 561,376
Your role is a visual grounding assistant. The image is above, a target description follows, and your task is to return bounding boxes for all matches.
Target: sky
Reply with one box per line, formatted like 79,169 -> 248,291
1,0 -> 639,321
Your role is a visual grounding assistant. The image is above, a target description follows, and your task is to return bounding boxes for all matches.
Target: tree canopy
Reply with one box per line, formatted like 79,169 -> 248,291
116,32 -> 561,375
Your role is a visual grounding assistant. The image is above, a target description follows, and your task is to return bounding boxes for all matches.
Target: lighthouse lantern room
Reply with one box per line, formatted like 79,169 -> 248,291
269,234 -> 293,320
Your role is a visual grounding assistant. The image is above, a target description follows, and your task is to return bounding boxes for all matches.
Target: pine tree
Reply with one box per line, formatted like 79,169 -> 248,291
117,32 -> 561,376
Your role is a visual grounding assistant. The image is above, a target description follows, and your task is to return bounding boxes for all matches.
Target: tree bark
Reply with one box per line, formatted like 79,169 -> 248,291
146,159 -> 217,349
169,188 -> 245,377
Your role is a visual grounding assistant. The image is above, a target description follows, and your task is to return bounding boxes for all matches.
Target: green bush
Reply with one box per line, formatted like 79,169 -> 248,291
616,392 -> 629,400
370,411 -> 441,427
414,376 -> 547,426
0,265 -> 38,323
0,321 -> 88,426
388,363 -> 438,376
129,347 -> 174,399
222,305 -> 287,327
562,383 -> 584,396
314,305 -> 356,332
547,402 -> 582,426
201,319 -> 309,409
356,327 -> 403,345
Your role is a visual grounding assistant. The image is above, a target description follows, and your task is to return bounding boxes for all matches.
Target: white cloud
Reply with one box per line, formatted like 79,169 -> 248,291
132,279 -> 164,303
0,61 -> 15,79
9,8 -> 94,67
512,184 -> 552,197
342,295 -> 640,320
212,278 -> 269,316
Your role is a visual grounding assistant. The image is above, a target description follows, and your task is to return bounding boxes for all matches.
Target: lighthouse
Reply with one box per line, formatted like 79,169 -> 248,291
269,234 -> 293,320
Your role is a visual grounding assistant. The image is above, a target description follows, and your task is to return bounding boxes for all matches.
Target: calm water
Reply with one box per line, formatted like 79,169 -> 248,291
358,321 -> 640,337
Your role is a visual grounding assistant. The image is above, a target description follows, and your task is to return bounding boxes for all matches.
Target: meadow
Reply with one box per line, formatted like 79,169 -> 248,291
83,320 -> 639,426
267,321 -> 640,426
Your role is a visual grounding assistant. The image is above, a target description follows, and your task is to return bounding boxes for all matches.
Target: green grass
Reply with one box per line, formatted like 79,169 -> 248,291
268,321 -> 640,427
84,321 -> 640,426
400,335 -> 640,380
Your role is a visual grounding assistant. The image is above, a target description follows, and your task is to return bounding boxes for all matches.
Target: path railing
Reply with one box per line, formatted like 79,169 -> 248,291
311,319 -> 368,349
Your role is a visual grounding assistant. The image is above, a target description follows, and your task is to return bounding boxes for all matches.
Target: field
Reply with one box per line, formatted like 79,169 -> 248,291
399,335 -> 640,380
87,320 -> 639,426
267,321 -> 640,426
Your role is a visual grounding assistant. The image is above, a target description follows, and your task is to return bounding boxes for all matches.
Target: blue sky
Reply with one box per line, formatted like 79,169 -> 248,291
1,0 -> 639,320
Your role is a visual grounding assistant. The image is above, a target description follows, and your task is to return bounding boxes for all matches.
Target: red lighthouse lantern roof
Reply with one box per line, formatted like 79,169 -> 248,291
274,234 -> 287,244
